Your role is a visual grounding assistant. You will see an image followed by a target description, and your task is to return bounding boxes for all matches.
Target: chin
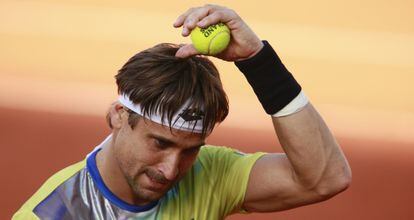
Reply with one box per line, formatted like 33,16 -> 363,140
129,172 -> 176,203
131,180 -> 171,201
134,186 -> 167,202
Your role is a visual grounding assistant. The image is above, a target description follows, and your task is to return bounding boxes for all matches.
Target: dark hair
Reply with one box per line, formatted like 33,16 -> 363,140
112,43 -> 229,137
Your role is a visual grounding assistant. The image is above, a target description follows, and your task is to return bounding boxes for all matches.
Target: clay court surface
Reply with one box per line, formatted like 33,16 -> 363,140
2,1 -> 414,219
2,107 -> 413,220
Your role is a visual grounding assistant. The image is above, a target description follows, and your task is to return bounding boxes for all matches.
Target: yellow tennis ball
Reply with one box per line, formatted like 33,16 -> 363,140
190,23 -> 230,55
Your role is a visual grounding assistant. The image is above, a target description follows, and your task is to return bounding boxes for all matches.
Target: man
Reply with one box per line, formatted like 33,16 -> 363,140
14,4 -> 351,220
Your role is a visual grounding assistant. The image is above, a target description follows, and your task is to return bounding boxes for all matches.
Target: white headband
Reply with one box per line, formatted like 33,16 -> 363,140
118,94 -> 205,133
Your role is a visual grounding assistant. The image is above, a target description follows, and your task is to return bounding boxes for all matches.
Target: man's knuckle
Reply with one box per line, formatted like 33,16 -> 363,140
218,10 -> 229,19
204,3 -> 216,8
226,8 -> 237,16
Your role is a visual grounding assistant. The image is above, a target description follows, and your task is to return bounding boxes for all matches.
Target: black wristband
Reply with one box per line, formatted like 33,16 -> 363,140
235,40 -> 302,115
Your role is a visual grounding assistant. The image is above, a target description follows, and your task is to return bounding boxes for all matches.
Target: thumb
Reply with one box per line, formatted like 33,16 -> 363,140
175,44 -> 199,58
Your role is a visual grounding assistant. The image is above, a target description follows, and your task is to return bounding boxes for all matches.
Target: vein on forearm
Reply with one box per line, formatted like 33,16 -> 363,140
272,103 -> 338,189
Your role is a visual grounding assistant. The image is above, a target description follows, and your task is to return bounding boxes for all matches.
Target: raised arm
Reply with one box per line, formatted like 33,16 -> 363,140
173,4 -> 352,212
234,39 -> 352,212
243,103 -> 352,212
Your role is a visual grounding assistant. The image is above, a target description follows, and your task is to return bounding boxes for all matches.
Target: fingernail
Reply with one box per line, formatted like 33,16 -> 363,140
182,28 -> 188,36
175,49 -> 184,58
173,20 -> 179,26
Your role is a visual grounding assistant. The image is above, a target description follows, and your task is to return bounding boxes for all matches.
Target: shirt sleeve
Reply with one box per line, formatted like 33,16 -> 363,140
198,146 -> 266,216
12,160 -> 86,220
12,210 -> 40,220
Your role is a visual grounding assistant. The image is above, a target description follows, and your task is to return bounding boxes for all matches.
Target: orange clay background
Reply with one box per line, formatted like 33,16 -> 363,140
1,1 -> 413,219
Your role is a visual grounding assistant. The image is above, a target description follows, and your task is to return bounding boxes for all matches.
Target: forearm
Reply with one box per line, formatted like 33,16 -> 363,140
235,40 -> 351,195
272,102 -> 351,191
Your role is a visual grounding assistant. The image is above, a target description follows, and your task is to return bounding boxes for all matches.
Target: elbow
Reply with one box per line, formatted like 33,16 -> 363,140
315,166 -> 352,200
329,174 -> 352,196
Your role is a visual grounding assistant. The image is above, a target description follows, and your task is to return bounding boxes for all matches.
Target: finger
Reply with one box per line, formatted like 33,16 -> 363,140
173,7 -> 196,28
180,4 -> 226,36
197,9 -> 235,28
175,44 -> 199,58
181,7 -> 211,36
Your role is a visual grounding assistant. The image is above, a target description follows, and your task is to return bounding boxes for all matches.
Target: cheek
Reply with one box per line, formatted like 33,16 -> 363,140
114,131 -> 161,175
114,144 -> 141,178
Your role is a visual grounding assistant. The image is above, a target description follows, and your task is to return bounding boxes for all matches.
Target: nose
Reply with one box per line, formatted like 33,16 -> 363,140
158,152 -> 180,181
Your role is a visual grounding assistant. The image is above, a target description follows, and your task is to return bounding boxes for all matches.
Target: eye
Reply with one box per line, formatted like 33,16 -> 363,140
154,138 -> 169,150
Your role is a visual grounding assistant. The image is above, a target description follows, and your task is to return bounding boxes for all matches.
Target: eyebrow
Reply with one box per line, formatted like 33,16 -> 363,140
149,134 -> 175,145
148,133 -> 205,149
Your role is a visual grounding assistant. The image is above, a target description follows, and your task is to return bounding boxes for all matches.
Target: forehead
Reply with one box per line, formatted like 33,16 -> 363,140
136,117 -> 205,145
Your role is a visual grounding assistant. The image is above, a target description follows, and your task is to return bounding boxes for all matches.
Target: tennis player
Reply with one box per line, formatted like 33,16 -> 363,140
14,4 -> 351,220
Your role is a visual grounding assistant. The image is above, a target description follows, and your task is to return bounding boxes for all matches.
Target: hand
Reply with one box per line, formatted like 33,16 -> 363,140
173,4 -> 264,61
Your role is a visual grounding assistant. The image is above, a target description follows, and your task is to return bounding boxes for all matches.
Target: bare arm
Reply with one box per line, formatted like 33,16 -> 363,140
243,103 -> 352,212
173,4 -> 352,213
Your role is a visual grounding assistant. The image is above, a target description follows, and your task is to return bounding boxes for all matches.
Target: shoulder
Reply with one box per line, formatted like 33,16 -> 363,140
14,160 -> 86,216
198,145 -> 264,164
198,145 -> 241,159
12,210 -> 39,220
192,145 -> 266,216
197,145 -> 233,167
196,145 -> 266,177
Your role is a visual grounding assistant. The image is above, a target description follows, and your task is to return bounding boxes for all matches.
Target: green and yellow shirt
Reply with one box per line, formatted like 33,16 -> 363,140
13,136 -> 265,220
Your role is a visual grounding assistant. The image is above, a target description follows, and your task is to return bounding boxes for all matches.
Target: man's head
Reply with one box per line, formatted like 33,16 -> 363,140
106,43 -> 228,204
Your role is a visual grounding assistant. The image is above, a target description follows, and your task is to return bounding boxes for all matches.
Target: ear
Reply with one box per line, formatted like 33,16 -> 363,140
109,102 -> 126,129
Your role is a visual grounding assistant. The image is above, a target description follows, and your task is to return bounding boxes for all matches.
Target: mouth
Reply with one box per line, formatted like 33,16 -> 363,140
145,173 -> 169,190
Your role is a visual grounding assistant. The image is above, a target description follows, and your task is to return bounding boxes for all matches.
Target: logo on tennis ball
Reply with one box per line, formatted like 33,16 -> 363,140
200,23 -> 225,37
190,23 -> 230,55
